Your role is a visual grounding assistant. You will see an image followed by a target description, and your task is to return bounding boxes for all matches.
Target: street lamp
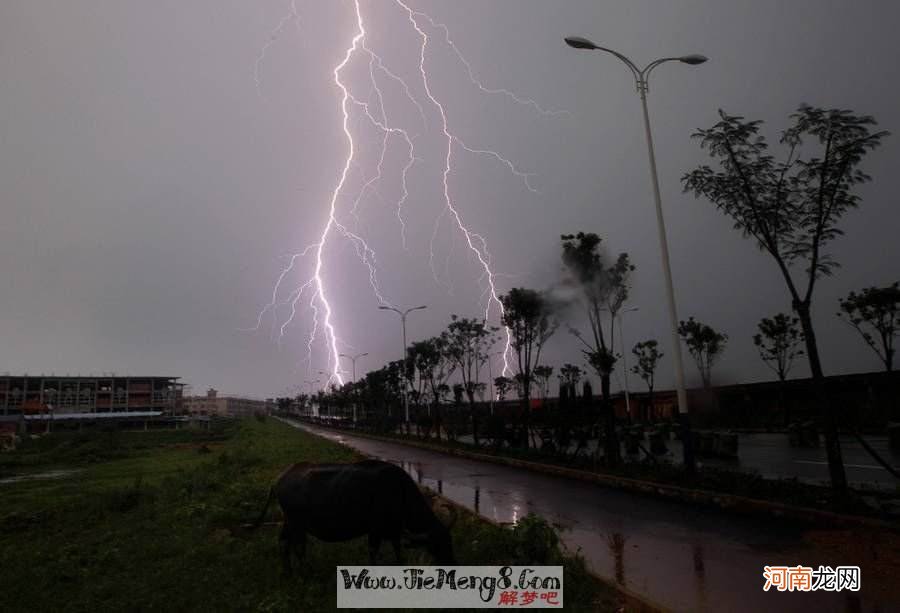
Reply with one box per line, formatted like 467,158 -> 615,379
339,352 -> 368,423
378,304 -> 427,423
339,352 -> 368,382
564,35 -> 705,472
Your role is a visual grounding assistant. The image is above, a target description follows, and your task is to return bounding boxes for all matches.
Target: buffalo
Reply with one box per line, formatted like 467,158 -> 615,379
254,460 -> 456,572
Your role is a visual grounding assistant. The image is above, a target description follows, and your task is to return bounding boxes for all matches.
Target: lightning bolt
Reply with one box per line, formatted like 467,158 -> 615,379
253,0 -> 302,99
251,0 -> 563,385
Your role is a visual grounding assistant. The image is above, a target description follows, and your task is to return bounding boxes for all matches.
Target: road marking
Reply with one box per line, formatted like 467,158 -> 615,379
793,460 -> 886,470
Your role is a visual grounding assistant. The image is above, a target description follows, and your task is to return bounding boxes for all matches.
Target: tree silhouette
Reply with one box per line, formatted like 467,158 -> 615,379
678,317 -> 727,388
407,336 -> 456,439
753,313 -> 804,382
631,340 -> 663,422
683,105 -> 888,491
500,288 -> 557,448
561,232 -> 634,467
441,316 -> 498,446
533,365 -> 554,399
753,313 -> 804,425
557,363 -> 583,402
838,282 -> 899,372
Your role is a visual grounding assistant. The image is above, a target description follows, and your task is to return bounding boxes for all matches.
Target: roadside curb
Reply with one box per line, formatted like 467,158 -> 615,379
304,422 -> 898,534
290,419 -> 668,613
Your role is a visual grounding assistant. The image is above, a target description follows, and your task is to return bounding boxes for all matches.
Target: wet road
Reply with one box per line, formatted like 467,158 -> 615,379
665,434 -> 899,490
292,421 -> 898,613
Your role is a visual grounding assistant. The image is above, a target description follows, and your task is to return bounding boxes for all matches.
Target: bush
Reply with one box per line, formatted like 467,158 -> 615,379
511,514 -> 561,564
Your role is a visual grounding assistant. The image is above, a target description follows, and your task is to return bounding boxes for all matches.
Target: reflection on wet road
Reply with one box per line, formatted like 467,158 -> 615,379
293,421 -> 898,613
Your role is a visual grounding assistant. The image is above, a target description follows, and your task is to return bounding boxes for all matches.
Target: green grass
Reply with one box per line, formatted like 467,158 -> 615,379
0,419 -> 614,612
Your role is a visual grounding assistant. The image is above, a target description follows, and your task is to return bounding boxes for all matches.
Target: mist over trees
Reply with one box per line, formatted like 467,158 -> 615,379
560,232 -> 634,467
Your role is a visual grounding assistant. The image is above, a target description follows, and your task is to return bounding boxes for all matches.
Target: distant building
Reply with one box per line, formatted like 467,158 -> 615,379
183,388 -> 271,418
0,375 -> 182,416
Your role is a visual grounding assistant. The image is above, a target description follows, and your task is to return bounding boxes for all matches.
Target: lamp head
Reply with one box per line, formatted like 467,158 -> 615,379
564,36 -> 599,50
679,54 -> 708,65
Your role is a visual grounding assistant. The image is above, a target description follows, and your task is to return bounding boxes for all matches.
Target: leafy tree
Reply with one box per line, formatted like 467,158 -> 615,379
631,340 -> 663,422
275,397 -> 293,413
558,363 -> 583,388
557,363 -> 583,404
678,317 -> 727,388
683,105 -> 888,491
441,316 -> 498,446
533,365 -> 554,399
561,232 -> 634,466
501,288 -> 557,448
753,313 -> 804,382
406,341 -> 431,413
837,282 -> 900,372
407,336 -> 456,439
753,313 -> 804,425
493,376 -> 512,402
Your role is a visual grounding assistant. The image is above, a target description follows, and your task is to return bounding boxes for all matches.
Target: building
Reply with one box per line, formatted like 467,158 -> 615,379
0,375 -> 183,416
183,388 -> 271,418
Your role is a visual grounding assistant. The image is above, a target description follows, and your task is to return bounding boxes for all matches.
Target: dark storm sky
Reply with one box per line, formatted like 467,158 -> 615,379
2,1 -> 897,397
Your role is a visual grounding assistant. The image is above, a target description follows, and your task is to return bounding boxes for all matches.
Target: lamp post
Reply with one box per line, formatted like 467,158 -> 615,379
618,307 -> 639,422
378,304 -> 427,423
564,36 -> 706,472
339,352 -> 368,423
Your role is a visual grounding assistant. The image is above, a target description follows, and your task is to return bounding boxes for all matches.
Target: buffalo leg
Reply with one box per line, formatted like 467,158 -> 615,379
368,534 -> 382,565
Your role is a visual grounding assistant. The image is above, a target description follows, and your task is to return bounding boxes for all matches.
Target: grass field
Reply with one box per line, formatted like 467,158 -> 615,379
0,419 -> 615,612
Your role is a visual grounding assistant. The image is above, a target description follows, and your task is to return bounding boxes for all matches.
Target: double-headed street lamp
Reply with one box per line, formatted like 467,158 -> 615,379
378,304 -> 427,423
339,352 -> 369,382
564,36 -> 706,472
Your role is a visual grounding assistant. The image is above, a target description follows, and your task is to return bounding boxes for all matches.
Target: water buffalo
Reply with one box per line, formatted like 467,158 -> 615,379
254,460 -> 456,572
